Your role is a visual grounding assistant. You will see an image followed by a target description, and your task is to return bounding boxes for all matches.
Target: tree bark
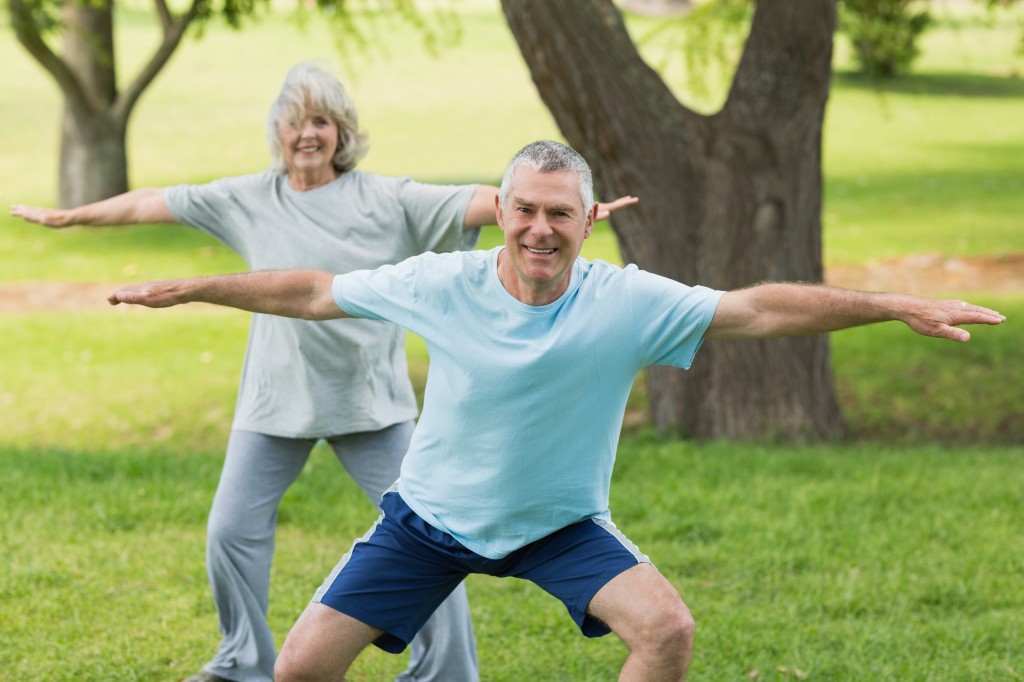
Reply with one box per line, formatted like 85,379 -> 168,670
502,0 -> 846,441
57,0 -> 128,207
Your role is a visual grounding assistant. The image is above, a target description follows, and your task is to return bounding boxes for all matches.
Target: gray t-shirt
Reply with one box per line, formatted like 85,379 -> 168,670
165,170 -> 478,438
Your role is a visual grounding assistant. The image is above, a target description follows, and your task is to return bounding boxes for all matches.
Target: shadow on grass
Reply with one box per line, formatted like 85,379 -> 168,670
833,70 -> 1024,98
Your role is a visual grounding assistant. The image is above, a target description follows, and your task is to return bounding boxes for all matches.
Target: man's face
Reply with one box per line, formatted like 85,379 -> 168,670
496,166 -> 595,306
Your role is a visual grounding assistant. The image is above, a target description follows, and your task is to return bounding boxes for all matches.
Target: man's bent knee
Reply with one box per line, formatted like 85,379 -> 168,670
631,599 -> 694,654
275,602 -> 381,682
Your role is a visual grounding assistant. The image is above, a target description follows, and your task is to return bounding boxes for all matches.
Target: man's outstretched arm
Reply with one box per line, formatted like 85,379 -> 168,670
108,270 -> 347,320
706,283 -> 1005,343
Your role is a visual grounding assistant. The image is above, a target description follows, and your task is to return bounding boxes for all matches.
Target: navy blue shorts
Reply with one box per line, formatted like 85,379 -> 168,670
313,491 -> 650,653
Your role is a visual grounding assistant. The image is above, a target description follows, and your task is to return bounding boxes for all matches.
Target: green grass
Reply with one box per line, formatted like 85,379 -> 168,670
3,438 -> 1021,680
832,296 -> 1023,444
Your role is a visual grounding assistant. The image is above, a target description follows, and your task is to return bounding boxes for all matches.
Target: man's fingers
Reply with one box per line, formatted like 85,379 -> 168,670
956,300 -> 1005,323
107,288 -> 150,306
596,196 -> 640,220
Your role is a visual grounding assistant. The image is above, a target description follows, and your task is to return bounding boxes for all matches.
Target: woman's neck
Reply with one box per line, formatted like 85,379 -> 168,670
287,167 -> 341,192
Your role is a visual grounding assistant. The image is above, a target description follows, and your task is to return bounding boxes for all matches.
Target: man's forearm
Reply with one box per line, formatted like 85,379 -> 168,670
108,270 -> 346,320
709,282 -> 1005,342
747,283 -> 900,335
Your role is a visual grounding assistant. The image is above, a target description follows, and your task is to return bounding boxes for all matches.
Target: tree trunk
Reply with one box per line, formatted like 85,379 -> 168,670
58,0 -> 128,207
502,0 -> 847,441
59,104 -> 129,209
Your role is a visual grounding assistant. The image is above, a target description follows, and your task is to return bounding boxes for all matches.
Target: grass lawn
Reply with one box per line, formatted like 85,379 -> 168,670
2,437 -> 1021,680
2,3 -> 1022,681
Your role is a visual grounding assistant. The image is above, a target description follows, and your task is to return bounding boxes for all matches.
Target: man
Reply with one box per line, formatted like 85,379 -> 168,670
109,141 -> 1005,681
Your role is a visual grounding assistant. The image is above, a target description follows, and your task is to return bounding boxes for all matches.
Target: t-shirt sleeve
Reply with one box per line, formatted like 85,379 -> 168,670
397,178 -> 479,254
331,256 -> 421,329
628,269 -> 725,369
163,176 -> 260,252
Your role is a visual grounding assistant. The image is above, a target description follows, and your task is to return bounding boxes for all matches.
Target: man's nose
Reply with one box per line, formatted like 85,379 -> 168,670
530,213 -> 553,237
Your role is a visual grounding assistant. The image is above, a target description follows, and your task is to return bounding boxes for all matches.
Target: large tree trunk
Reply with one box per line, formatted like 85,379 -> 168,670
502,0 -> 846,441
58,0 -> 128,207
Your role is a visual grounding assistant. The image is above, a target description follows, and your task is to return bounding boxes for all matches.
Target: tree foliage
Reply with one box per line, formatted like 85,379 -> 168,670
840,0 -> 931,76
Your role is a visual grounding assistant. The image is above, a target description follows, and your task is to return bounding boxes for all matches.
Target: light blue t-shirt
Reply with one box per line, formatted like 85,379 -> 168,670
333,247 -> 724,559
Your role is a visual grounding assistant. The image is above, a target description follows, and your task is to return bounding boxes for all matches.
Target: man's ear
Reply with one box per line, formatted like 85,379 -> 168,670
583,203 -> 597,238
495,193 -> 505,231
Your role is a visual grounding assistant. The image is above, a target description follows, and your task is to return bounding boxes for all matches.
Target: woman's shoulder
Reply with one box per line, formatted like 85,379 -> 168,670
194,170 -> 279,194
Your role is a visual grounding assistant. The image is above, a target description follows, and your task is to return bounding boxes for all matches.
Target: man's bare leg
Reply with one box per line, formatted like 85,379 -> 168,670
275,602 -> 384,682
587,563 -> 695,682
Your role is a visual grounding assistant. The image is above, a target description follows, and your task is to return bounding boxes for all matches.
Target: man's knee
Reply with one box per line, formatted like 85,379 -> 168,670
635,600 -> 695,653
275,602 -> 378,682
274,646 -> 318,682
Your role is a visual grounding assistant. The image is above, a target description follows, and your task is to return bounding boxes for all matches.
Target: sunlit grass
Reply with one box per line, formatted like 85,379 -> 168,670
3,437 -> 1021,680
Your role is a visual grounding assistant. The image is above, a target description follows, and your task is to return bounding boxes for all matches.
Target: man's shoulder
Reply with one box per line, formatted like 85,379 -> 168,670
412,247 -> 492,270
576,257 -> 633,288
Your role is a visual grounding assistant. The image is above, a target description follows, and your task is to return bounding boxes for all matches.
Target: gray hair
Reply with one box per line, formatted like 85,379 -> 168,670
498,140 -> 594,213
266,62 -> 369,175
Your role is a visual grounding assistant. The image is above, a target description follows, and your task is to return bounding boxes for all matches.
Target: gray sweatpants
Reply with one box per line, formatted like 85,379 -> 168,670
201,425 -> 479,682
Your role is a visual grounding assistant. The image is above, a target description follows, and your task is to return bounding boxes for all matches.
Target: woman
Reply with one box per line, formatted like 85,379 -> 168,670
11,62 -> 635,682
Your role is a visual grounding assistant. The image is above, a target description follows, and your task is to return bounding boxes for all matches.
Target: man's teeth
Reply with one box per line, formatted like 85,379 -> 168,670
527,247 -> 554,254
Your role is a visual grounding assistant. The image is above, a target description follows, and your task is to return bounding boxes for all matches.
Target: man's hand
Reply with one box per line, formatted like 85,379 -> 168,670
596,196 -> 638,222
902,297 -> 1006,342
10,204 -> 73,228
108,280 -> 189,308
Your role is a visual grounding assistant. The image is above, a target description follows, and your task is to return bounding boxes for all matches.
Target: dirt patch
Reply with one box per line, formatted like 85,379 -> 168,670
0,281 -> 221,313
825,253 -> 1024,296
1,254 -> 1021,313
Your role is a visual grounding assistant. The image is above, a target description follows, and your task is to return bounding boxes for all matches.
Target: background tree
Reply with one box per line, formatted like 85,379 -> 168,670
502,0 -> 846,441
8,0 -> 265,208
7,0 -> 449,209
841,0 -> 931,77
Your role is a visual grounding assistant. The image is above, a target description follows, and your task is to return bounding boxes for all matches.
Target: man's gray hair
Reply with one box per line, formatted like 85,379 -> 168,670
499,140 -> 594,213
266,62 -> 369,175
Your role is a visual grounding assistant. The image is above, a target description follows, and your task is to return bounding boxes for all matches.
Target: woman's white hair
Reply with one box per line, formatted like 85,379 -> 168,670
498,140 -> 594,213
266,62 -> 369,175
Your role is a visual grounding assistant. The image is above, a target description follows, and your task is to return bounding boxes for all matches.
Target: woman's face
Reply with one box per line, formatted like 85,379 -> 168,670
277,110 -> 340,179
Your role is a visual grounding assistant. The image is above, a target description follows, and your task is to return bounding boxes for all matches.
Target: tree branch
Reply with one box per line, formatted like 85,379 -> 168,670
154,0 -> 173,30
8,0 -> 94,113
112,0 -> 203,123
724,0 -> 837,126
